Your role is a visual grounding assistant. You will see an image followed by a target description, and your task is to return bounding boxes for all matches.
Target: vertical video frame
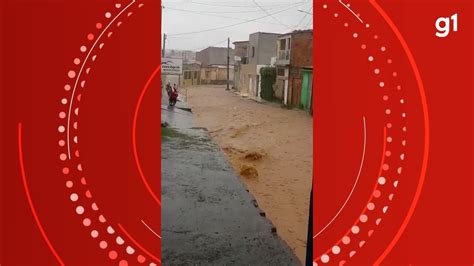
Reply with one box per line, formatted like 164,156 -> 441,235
161,0 -> 313,265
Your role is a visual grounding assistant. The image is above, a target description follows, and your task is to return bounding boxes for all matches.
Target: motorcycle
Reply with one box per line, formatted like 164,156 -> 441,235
169,89 -> 178,106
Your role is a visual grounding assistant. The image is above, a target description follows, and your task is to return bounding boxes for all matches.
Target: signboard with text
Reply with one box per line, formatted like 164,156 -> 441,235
162,57 -> 183,75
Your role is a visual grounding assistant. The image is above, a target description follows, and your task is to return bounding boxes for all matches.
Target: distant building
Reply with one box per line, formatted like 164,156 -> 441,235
199,65 -> 234,85
238,32 -> 279,97
182,61 -> 201,86
196,47 -> 235,85
275,30 -> 313,111
165,49 -> 196,62
196,47 -> 234,67
163,50 -> 196,89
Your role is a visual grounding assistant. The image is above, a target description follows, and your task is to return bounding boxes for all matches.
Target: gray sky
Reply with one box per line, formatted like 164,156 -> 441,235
162,0 -> 313,51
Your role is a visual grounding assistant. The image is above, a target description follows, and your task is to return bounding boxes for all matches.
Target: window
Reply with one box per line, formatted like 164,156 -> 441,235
252,47 -> 255,57
277,68 -> 285,76
279,39 -> 286,50
194,71 -> 198,79
185,71 -> 191,79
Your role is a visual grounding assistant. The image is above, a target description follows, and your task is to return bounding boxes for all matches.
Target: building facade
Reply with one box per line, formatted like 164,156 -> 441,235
200,65 -> 234,85
196,47 -> 235,85
233,41 -> 249,90
182,61 -> 201,86
275,30 -> 313,109
238,32 -> 279,97
196,47 -> 234,67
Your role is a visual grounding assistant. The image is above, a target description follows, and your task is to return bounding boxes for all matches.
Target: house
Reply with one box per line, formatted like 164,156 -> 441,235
196,47 -> 235,85
182,61 -> 201,86
233,40 -> 249,90
200,65 -> 234,85
275,30 -> 313,110
239,32 -> 279,97
196,46 -> 234,66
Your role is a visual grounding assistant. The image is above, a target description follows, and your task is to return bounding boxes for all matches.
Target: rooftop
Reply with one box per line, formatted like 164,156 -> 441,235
278,29 -> 313,37
184,60 -> 201,65
233,40 -> 249,44
252,31 -> 283,35
197,46 -> 232,53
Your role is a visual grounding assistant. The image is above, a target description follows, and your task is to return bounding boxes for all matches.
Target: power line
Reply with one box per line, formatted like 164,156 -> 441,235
186,0 -> 308,8
162,3 -> 296,13
252,0 -> 293,30
294,6 -> 312,28
166,36 -> 229,51
168,1 -> 307,36
164,6 -> 285,26
295,13 -> 308,28
303,10 -> 313,28
297,8 -> 313,15
177,8 -> 279,14
189,38 -> 229,52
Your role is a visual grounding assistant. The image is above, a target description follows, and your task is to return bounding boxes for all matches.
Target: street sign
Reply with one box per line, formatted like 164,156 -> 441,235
162,58 -> 183,75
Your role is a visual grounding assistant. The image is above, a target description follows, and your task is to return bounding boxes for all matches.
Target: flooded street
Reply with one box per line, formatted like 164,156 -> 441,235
187,85 -> 313,262
161,99 -> 299,265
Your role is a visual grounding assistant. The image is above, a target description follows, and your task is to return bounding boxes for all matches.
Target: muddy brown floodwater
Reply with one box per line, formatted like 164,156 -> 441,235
187,85 -> 312,263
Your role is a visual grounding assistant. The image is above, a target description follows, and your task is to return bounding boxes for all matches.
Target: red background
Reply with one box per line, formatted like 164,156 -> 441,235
383,0 -> 472,263
1,1 -> 161,265
313,0 -> 472,264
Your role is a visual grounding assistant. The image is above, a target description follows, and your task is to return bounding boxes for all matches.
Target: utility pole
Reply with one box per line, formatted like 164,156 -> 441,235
162,33 -> 167,57
162,33 -> 167,94
226,37 -> 230,90
178,52 -> 182,91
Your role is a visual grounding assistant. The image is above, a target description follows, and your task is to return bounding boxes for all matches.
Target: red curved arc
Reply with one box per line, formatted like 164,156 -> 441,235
132,65 -> 162,207
369,0 -> 430,265
315,127 -> 387,261
18,123 -> 65,266
117,223 -> 161,263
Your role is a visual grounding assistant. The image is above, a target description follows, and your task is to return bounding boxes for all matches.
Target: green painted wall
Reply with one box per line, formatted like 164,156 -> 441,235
300,70 -> 313,112
301,71 -> 309,110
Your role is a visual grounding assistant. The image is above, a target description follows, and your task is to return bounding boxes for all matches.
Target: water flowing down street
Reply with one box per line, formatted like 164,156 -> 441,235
161,94 -> 300,265
187,85 -> 313,262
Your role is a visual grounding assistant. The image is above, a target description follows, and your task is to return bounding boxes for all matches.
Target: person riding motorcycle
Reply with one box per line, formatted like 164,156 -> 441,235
165,82 -> 172,97
168,83 -> 179,106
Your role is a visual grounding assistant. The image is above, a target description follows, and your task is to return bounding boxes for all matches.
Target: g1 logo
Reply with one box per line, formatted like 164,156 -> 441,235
435,13 -> 458,38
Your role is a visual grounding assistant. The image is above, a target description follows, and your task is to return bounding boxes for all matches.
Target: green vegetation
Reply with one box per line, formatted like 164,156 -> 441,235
260,67 -> 276,101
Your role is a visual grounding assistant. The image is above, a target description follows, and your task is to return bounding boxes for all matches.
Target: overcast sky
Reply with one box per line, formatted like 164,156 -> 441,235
161,0 -> 313,51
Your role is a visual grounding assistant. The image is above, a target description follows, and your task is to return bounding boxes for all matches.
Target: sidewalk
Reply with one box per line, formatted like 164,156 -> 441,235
161,99 -> 300,265
230,88 -> 286,109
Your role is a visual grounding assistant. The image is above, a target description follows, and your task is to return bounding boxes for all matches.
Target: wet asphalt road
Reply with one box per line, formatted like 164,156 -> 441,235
161,96 -> 300,265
